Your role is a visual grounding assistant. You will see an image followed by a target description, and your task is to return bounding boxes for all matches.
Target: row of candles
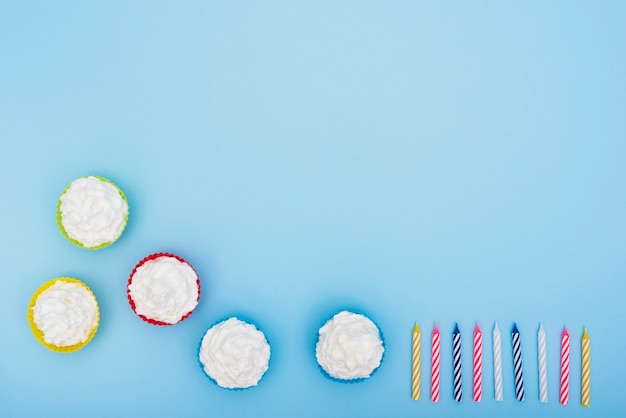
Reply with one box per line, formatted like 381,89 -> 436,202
411,322 -> 591,407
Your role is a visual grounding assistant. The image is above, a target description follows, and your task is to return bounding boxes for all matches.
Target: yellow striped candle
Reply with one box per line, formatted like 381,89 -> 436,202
412,322 -> 421,400
581,328 -> 590,407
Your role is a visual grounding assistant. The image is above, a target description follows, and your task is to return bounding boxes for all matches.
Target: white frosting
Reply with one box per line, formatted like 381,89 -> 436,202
32,280 -> 98,347
316,311 -> 384,380
59,176 -> 128,248
199,318 -> 271,389
128,256 -> 199,324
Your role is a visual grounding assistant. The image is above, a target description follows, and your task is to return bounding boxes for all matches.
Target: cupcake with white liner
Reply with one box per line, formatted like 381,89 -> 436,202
56,175 -> 129,250
127,253 -> 200,326
27,277 -> 100,353
315,310 -> 385,382
198,317 -> 271,390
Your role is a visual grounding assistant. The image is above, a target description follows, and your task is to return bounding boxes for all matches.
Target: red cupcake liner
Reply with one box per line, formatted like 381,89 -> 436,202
127,252 -> 201,326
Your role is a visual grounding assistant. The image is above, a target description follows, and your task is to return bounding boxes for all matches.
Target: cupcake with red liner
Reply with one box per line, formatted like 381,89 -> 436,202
27,277 -> 100,353
127,253 -> 200,326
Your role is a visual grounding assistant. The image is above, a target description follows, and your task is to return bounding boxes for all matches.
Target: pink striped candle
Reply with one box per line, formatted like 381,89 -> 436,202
560,327 -> 570,405
473,323 -> 483,402
431,324 -> 441,402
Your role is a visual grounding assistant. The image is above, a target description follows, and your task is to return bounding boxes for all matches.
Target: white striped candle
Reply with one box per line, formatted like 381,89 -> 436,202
493,322 -> 503,401
538,324 -> 548,403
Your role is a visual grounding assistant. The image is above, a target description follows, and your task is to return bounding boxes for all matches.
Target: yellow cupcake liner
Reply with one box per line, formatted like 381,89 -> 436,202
27,277 -> 100,353
56,175 -> 129,250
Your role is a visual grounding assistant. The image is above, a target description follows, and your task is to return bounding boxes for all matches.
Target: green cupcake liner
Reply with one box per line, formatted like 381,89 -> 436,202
56,175 -> 129,250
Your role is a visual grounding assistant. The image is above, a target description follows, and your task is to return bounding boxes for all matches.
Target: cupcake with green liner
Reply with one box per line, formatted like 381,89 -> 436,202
27,277 -> 100,353
198,317 -> 271,390
315,310 -> 385,382
57,175 -> 129,250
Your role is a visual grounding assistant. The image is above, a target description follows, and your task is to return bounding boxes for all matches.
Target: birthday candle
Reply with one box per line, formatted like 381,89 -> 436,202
431,324 -> 441,402
453,323 -> 462,402
581,328 -> 590,407
560,327 -> 570,405
473,323 -> 483,402
412,323 -> 421,401
512,323 -> 525,401
493,322 -> 503,401
538,324 -> 548,403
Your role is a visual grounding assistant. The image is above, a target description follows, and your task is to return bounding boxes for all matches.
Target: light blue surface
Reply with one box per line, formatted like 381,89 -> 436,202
1,1 -> 625,417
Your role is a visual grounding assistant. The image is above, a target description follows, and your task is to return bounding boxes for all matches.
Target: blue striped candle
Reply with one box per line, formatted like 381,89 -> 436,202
453,323 -> 462,402
512,323 -> 525,401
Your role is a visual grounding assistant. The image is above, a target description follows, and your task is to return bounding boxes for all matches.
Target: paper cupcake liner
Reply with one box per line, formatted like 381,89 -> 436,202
314,308 -> 386,384
27,277 -> 100,353
56,175 -> 129,250
197,315 -> 272,391
127,252 -> 201,326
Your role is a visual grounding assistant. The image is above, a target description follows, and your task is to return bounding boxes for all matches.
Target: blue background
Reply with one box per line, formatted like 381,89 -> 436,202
1,1 -> 624,417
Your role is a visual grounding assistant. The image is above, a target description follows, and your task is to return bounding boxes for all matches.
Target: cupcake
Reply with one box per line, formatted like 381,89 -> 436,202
57,175 -> 129,250
127,253 -> 200,325
315,310 -> 385,381
27,278 -> 100,353
198,317 -> 271,389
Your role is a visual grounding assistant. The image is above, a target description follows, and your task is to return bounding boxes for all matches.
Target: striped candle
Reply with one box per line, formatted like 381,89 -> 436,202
473,323 -> 482,402
538,324 -> 548,403
431,324 -> 441,402
412,322 -> 421,401
512,323 -> 525,401
560,327 -> 570,405
581,328 -> 590,407
493,322 -> 503,401
453,323 -> 462,402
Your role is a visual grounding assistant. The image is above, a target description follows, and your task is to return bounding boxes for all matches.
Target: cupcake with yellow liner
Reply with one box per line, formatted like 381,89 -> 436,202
56,175 -> 129,250
27,277 -> 100,353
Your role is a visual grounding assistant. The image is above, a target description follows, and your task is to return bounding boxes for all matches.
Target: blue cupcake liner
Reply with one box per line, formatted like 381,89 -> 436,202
314,307 -> 386,384
197,314 -> 272,391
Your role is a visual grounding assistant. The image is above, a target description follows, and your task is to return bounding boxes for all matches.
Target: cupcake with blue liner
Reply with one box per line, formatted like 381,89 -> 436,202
315,310 -> 385,383
56,175 -> 129,250
27,277 -> 100,353
198,317 -> 271,390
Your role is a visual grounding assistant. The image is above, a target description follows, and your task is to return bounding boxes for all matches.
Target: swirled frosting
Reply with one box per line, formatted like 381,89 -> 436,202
199,318 -> 271,389
32,280 -> 98,347
59,176 -> 128,248
128,255 -> 199,324
316,311 -> 384,380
